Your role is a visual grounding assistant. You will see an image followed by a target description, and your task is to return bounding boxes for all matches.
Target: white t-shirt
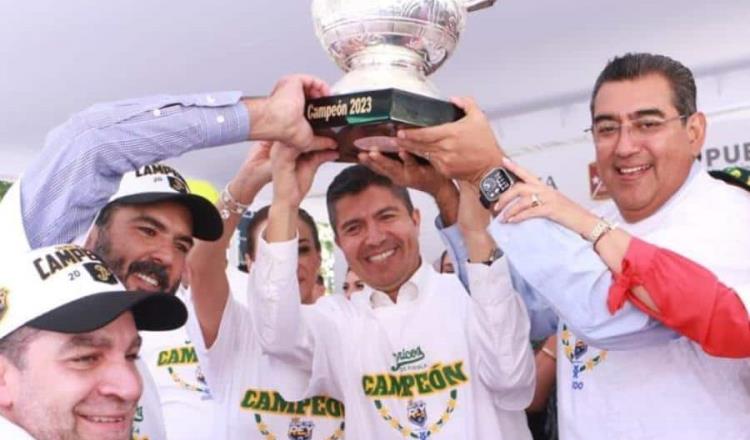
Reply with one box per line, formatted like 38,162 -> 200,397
186,289 -> 346,440
140,289 -> 216,440
131,358 -> 167,440
0,416 -> 35,440
556,170 -> 750,440
250,237 -> 535,440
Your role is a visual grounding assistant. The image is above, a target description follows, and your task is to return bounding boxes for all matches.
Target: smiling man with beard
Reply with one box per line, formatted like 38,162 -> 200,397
80,163 -> 223,439
249,140 -> 535,439
85,165 -> 219,296
0,75 -> 337,439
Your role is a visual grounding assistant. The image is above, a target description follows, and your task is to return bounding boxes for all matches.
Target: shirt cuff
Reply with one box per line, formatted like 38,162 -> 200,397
201,101 -> 250,147
467,257 -> 515,305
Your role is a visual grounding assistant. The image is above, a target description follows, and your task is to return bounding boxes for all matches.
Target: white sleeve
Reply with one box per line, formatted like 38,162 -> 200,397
248,234 -> 343,401
466,257 -> 536,411
134,359 -> 168,440
249,234 -> 314,366
186,292 -> 251,402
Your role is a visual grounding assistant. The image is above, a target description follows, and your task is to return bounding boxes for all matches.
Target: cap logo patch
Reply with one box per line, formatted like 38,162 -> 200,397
167,176 -> 188,194
0,287 -> 8,322
33,245 -> 103,281
83,262 -> 118,285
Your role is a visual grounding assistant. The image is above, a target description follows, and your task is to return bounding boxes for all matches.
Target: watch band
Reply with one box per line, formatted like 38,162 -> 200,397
583,218 -> 616,247
469,247 -> 503,266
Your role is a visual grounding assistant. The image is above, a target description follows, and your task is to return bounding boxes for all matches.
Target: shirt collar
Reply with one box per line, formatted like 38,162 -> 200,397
368,261 -> 430,309
0,417 -> 34,439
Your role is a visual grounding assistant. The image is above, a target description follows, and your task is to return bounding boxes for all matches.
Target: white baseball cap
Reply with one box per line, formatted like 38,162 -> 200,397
106,163 -> 223,241
0,244 -> 187,340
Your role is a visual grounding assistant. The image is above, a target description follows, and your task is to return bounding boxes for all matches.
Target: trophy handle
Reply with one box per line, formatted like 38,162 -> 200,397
464,0 -> 496,12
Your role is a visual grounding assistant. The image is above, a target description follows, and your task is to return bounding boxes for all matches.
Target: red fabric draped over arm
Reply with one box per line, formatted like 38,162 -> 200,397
607,237 -> 750,358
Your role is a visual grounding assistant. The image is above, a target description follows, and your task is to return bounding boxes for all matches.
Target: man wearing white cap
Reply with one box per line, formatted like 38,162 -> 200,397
0,244 -> 187,440
87,163 -> 222,440
0,75 -> 336,439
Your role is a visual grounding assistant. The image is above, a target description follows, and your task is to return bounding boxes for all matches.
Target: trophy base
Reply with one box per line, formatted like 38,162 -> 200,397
305,88 -> 464,163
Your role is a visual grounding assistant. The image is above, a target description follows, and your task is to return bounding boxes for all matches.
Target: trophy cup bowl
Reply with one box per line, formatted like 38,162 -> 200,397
306,0 -> 495,161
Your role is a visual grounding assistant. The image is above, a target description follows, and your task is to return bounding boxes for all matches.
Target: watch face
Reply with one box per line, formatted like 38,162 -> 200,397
480,168 -> 515,202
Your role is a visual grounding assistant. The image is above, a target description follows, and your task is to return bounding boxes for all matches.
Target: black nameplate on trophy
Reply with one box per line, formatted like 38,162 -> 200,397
305,88 -> 465,162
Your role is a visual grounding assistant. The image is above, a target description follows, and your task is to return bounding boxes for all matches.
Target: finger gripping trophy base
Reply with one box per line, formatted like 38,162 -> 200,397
306,0 -> 495,162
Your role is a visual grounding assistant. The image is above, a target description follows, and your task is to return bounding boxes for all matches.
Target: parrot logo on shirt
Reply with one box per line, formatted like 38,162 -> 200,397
573,340 -> 588,360
407,399 -> 427,426
561,325 -> 608,391
287,418 -> 315,440
407,400 -> 429,439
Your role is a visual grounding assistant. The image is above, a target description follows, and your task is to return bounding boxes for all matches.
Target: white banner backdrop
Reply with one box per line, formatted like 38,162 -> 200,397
700,108 -> 750,170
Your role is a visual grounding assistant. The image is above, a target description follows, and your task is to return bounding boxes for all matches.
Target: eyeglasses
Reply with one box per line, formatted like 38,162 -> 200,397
585,114 -> 690,147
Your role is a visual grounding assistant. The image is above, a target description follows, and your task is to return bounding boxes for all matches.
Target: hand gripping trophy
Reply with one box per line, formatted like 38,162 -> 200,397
305,0 -> 496,161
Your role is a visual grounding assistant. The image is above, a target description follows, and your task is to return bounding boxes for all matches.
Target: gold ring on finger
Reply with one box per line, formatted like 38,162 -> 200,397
530,193 -> 542,208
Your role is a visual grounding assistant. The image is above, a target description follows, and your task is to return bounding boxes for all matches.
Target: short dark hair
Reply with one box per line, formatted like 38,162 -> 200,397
244,205 -> 321,260
0,327 -> 40,369
590,53 -> 697,119
326,165 -> 414,231
95,200 -> 128,228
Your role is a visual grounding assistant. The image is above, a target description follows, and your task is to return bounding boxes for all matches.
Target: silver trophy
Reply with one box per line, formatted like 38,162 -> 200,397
306,0 -> 496,160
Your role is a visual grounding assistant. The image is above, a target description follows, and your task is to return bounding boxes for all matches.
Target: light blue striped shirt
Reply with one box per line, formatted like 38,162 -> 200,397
20,92 -> 250,247
439,213 -> 678,349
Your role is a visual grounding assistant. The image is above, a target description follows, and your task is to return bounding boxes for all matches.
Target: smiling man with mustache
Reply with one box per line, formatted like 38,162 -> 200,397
82,163 -> 222,439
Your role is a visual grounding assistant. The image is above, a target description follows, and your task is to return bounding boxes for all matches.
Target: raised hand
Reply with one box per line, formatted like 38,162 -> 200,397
270,142 -> 339,209
494,158 -> 598,236
395,97 -> 505,186
455,180 -> 497,263
248,74 -> 338,152
456,181 -> 491,235
359,149 -> 453,197
359,149 -> 460,226
227,141 -> 273,203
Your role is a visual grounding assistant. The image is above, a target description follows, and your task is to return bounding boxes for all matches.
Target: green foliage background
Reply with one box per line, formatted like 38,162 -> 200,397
0,180 -> 11,201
